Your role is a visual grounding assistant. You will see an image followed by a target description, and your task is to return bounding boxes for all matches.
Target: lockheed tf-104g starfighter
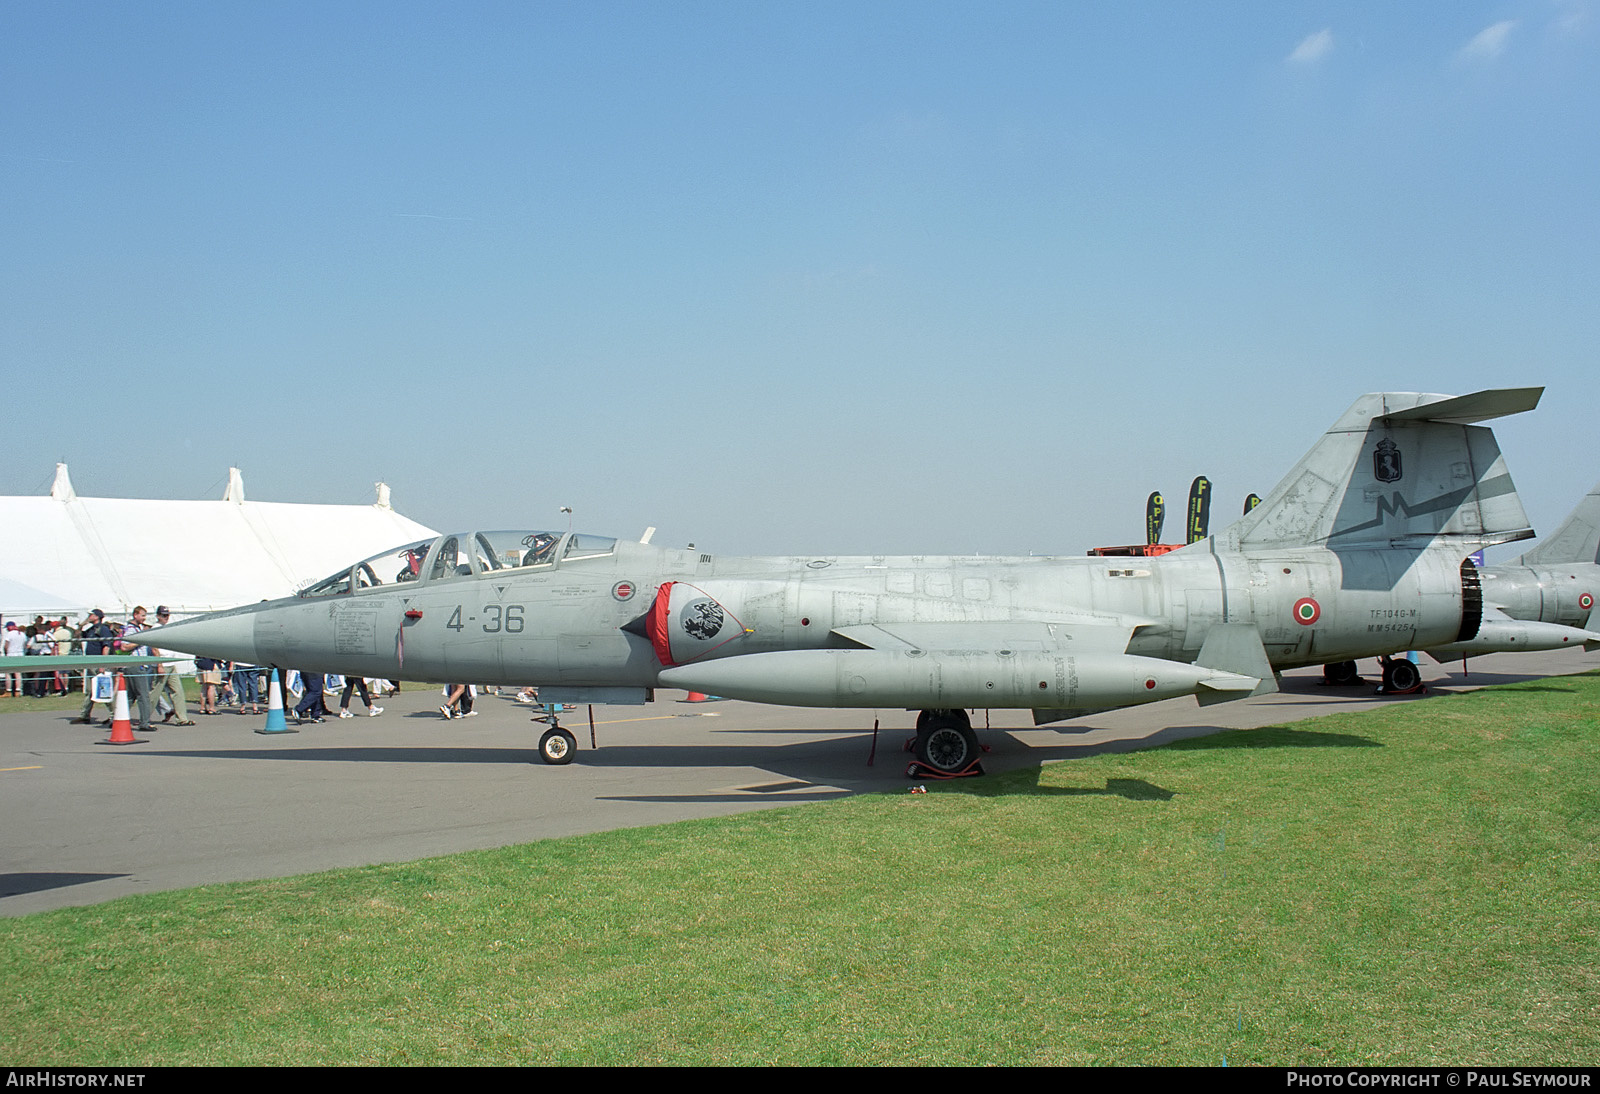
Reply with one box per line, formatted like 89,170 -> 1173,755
146,388 -> 1543,773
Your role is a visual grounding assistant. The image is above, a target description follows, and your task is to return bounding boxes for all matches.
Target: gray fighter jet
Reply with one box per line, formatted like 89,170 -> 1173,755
145,389 -> 1541,772
1422,480 -> 1600,666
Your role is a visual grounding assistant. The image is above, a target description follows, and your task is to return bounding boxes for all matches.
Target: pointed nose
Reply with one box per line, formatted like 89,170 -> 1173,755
142,609 -> 262,664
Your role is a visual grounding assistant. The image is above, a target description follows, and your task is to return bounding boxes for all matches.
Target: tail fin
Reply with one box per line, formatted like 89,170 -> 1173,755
1515,481 -> 1600,567
1208,389 -> 1542,552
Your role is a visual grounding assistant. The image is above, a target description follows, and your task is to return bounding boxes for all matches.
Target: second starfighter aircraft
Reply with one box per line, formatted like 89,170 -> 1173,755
1423,479 -> 1600,666
148,388 -> 1543,772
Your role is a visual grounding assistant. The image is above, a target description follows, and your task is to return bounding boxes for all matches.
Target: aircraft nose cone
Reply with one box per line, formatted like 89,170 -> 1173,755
142,610 -> 261,664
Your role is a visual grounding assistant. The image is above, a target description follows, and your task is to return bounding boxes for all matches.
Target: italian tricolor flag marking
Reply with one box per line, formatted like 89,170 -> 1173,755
1293,597 -> 1321,625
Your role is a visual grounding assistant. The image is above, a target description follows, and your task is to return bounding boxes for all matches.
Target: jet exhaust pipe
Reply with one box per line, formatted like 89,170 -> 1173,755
658,648 -> 1258,710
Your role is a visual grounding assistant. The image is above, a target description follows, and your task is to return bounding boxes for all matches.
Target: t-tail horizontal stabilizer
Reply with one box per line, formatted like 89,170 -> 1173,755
1207,388 -> 1542,553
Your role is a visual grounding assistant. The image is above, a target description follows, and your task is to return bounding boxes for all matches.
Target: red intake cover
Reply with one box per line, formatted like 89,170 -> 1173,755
643,581 -> 747,666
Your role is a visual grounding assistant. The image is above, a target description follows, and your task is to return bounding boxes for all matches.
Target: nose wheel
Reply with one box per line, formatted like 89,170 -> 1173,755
538,725 -> 577,765
534,705 -> 577,765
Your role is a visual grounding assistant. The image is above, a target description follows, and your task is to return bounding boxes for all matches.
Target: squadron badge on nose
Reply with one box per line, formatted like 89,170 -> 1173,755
681,599 -> 725,641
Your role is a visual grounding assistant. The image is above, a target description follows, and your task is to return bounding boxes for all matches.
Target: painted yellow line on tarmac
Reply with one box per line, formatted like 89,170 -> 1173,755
2,766 -> 43,772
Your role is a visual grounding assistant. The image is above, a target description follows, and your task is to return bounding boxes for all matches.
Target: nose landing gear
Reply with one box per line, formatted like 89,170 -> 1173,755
535,705 -> 578,765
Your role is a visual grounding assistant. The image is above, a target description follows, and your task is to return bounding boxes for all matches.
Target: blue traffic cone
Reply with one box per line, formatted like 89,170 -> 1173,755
255,669 -> 297,735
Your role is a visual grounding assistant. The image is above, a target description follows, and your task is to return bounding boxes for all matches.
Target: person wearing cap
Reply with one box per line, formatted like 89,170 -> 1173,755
116,606 -> 156,731
72,610 -> 116,724
81,610 -> 111,656
150,606 -> 194,726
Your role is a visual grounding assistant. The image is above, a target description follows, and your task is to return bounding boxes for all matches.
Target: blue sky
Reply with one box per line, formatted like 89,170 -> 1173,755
4,2 -> 1596,558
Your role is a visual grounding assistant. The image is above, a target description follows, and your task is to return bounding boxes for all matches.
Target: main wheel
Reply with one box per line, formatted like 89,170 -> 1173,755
1383,659 -> 1421,693
1323,661 -> 1361,686
538,727 -> 577,765
916,719 -> 978,774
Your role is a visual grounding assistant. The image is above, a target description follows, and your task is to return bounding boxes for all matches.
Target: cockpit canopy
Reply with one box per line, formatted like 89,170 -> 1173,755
298,531 -> 618,598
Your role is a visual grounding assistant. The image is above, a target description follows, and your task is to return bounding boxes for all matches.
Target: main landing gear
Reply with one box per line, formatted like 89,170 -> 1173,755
1321,658 -> 1423,695
1320,660 -> 1364,686
1376,655 -> 1423,695
908,709 -> 985,778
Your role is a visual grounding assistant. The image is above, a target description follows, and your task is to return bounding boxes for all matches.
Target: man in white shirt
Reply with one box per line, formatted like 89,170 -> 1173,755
2,622 -> 24,696
116,606 -> 155,731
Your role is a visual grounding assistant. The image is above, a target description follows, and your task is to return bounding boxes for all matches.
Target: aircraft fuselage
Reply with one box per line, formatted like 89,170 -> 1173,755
178,537 -> 1473,702
142,387 -> 1548,769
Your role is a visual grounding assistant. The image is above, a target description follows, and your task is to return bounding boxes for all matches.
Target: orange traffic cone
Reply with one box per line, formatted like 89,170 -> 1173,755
101,673 -> 146,746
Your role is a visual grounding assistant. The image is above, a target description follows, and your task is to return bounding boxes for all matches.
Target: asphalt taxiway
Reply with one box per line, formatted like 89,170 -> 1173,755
3,648 -> 1595,916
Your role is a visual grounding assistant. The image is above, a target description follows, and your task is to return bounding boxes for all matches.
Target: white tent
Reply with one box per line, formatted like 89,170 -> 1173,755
0,465 -> 438,619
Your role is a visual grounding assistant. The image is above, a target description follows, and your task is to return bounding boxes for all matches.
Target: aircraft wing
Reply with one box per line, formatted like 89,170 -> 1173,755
0,654 -> 184,672
830,619 -> 1140,655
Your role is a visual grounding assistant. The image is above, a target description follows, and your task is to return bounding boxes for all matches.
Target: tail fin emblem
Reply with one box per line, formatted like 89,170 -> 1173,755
1374,438 -> 1403,483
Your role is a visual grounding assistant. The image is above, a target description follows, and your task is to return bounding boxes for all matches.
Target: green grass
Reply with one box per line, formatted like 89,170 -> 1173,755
0,678 -> 203,716
0,689 -> 108,716
4,676 -> 1597,1065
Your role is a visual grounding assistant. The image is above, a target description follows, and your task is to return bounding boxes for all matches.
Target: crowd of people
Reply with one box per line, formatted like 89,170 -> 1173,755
4,607 -> 537,731
3,613 -> 105,698
1,606 -> 314,732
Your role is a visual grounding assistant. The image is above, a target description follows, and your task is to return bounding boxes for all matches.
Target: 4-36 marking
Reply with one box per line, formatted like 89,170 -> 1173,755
447,605 -> 524,633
